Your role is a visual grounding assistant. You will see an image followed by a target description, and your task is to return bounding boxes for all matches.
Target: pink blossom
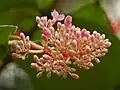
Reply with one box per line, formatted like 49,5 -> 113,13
51,9 -> 65,21
10,10 -> 111,79
32,10 -> 112,79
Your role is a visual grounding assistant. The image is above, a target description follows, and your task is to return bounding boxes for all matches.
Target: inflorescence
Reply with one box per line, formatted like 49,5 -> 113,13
9,10 -> 111,79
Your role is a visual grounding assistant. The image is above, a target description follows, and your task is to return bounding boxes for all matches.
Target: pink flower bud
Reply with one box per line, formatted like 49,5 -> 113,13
99,40 -> 104,45
40,58 -> 44,61
33,55 -> 39,62
26,36 -> 30,41
85,31 -> 90,37
72,39 -> 77,48
41,34 -> 48,41
55,31 -> 59,39
38,21 -> 44,28
12,53 -> 17,58
59,54 -> 64,59
102,48 -> 108,53
87,62 -> 94,68
71,25 -> 75,32
93,31 -> 98,36
81,28 -> 87,37
43,54 -> 52,60
41,16 -> 47,23
43,27 -> 52,38
55,39 -> 61,46
57,22 -> 62,30
75,30 -> 81,37
44,47 -> 52,54
70,68 -> 76,72
20,32 -> 26,43
47,19 -> 52,27
96,33 -> 100,38
101,34 -> 105,39
70,73 -> 79,79
105,42 -> 112,47
31,63 -> 38,69
64,16 -> 72,27
65,33 -> 69,40
49,26 -> 54,33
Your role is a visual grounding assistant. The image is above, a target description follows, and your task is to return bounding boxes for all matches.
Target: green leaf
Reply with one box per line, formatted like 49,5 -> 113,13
72,4 -> 107,28
0,0 -> 40,33
0,25 -> 17,59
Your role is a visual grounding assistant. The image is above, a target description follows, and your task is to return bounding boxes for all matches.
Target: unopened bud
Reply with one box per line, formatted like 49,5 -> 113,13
64,16 -> 72,27
65,33 -> 69,40
31,63 -> 38,69
36,16 -> 40,23
72,39 -> 77,48
87,62 -> 94,68
95,58 -> 100,63
81,28 -> 87,36
33,55 -> 39,62
57,22 -> 62,29
55,39 -> 61,46
70,73 -> 79,79
41,34 -> 48,41
43,27 -> 52,38
36,72 -> 42,78
43,54 -> 52,60
75,30 -> 81,38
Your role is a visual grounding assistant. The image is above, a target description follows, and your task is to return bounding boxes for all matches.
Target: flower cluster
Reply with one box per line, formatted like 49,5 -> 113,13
9,10 -> 111,79
9,32 -> 31,60
31,10 -> 111,79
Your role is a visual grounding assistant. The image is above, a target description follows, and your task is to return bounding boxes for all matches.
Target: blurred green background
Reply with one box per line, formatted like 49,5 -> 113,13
0,0 -> 120,90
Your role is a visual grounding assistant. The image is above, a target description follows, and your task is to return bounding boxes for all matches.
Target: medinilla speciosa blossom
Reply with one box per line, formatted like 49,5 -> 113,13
9,10 -> 111,79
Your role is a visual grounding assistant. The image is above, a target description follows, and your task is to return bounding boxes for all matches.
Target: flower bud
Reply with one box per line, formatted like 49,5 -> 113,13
95,58 -> 100,63
33,55 -> 39,62
72,39 -> 77,48
43,27 -> 52,38
75,30 -> 81,38
31,63 -> 38,69
36,16 -> 40,23
55,39 -> 61,46
36,72 -> 42,78
64,16 -> 72,27
70,73 -> 79,79
65,33 -> 69,40
43,54 -> 52,60
41,34 -> 48,41
57,22 -> 62,30
41,16 -> 47,23
81,28 -> 87,37
105,42 -> 112,47
87,62 -> 94,68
